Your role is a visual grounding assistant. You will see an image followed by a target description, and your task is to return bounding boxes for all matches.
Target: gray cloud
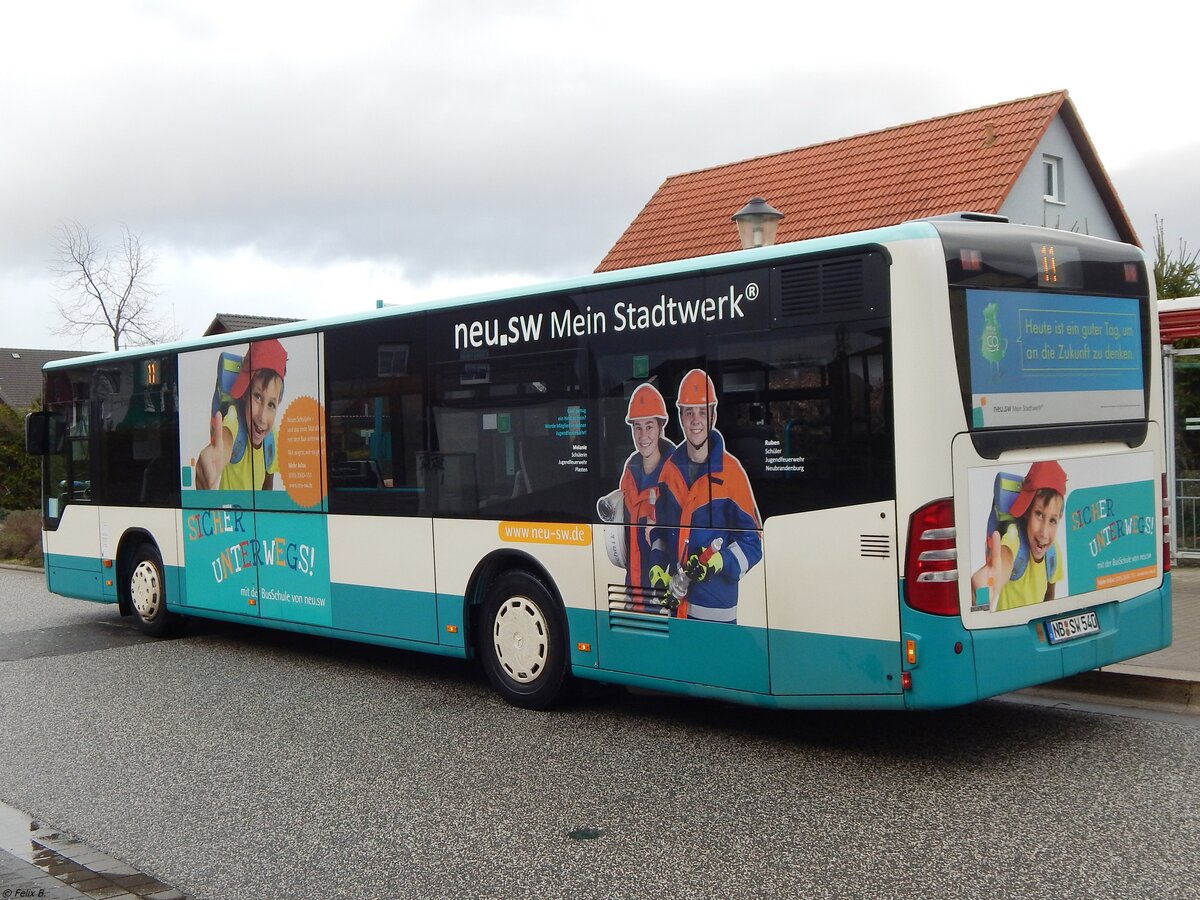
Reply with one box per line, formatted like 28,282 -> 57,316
4,2 -> 1196,352
1113,144 -> 1200,263
2,33 -> 960,284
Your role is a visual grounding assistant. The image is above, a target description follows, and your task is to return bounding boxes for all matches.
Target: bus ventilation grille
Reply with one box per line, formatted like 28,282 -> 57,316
608,585 -> 672,634
777,256 -> 867,319
859,534 -> 891,558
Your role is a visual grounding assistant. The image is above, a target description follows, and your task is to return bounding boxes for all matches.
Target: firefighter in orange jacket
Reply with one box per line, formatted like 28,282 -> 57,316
617,384 -> 676,605
650,369 -> 762,623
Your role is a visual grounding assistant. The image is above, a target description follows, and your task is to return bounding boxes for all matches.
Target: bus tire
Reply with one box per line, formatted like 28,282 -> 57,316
479,570 -> 568,710
127,544 -> 182,638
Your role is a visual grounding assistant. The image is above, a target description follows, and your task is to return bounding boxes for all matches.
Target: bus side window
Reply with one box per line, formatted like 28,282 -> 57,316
42,369 -> 93,519
325,320 -> 427,516
430,348 -> 589,521
93,358 -> 180,508
714,324 -> 894,518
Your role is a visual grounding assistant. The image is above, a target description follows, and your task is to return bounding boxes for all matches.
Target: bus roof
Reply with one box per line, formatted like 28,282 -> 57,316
40,218 -> 942,370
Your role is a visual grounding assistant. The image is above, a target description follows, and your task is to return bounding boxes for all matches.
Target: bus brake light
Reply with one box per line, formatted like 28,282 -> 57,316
1163,473 -> 1172,573
904,498 -> 959,616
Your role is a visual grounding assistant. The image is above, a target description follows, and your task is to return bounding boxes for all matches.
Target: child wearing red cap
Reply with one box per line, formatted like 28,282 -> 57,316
195,339 -> 288,491
971,460 -> 1066,611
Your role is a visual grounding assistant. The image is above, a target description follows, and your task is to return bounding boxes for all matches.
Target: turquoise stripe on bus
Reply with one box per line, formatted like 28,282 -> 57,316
896,601 -> 981,709
329,582 -> 439,643
436,593 -> 466,649
597,614 -> 770,693
45,554 -> 107,604
173,604 -> 470,659
566,607 -> 599,669
165,566 -> 184,609
768,630 -> 902,695
570,665 -> 909,711
586,613 -> 902,696
899,575 -> 1171,709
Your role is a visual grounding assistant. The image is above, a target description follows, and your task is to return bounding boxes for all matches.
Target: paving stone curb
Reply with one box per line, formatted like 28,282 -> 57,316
0,801 -> 186,900
1019,668 -> 1200,716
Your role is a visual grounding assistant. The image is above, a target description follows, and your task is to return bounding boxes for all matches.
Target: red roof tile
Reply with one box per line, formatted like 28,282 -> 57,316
597,91 -> 1134,272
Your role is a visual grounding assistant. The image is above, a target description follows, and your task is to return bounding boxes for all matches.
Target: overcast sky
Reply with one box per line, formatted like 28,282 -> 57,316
3,0 -> 1198,350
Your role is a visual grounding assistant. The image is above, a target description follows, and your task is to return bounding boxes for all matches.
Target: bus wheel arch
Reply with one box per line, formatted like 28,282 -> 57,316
118,533 -> 183,637
467,551 -> 570,709
115,528 -> 157,617
462,549 -> 559,642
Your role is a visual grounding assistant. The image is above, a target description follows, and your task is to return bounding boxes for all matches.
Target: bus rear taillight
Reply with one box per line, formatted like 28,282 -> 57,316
1163,473 -> 1172,573
904,498 -> 959,615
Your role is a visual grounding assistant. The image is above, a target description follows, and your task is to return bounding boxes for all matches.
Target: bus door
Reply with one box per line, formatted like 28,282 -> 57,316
179,341 -> 260,618
246,334 -> 334,629
325,319 -> 438,644
179,335 -> 332,623
596,363 -> 772,693
592,352 -> 777,691
587,274 -> 775,694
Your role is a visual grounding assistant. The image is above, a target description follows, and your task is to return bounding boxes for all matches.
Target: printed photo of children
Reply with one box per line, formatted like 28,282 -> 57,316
652,368 -> 762,624
195,338 -> 288,491
970,460 -> 1066,611
597,384 -> 676,605
617,384 -> 675,604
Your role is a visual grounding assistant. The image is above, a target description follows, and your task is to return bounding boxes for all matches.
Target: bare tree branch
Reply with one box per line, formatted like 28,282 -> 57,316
51,220 -> 179,350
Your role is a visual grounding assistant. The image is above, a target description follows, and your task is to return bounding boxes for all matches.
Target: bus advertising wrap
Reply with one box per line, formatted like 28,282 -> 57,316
591,369 -> 764,627
966,451 -> 1157,613
177,334 -> 332,621
965,288 -> 1143,428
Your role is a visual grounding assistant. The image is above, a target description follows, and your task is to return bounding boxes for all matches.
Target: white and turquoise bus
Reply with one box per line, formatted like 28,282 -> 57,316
25,215 -> 1171,710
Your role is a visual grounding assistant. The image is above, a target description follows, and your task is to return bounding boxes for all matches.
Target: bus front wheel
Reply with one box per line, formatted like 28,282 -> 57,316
127,544 -> 182,638
479,571 -> 568,709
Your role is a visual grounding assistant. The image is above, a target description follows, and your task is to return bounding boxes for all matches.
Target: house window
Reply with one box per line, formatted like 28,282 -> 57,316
1043,155 -> 1064,203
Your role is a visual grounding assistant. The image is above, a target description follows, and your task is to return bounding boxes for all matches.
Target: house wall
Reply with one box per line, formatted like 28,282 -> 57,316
1000,114 -> 1120,241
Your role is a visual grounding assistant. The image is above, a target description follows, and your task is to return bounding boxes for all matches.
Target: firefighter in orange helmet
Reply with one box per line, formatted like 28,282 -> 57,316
615,383 -> 676,605
652,368 -> 762,623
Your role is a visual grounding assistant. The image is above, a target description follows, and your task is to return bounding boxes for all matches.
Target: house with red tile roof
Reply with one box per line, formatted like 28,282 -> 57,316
597,91 -> 1136,272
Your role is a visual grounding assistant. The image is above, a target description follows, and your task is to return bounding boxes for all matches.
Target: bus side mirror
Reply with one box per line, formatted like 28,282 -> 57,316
25,411 -> 49,456
25,411 -> 62,455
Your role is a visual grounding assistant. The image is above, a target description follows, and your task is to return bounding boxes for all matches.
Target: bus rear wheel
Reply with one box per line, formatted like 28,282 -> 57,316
479,571 -> 568,709
128,544 -> 182,637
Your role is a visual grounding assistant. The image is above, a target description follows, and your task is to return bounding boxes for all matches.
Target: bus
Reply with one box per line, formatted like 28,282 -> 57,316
24,214 -> 1172,710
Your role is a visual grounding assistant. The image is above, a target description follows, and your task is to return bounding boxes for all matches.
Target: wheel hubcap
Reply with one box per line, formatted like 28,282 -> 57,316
493,596 -> 548,683
130,560 -> 162,621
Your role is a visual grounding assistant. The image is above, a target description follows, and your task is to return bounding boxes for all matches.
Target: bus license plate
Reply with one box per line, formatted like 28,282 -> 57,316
1046,611 -> 1100,645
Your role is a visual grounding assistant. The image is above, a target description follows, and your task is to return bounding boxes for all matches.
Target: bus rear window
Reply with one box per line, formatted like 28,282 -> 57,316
959,287 -> 1145,429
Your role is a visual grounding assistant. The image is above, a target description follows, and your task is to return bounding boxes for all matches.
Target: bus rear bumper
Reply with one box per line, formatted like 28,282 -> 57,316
901,574 -> 1172,709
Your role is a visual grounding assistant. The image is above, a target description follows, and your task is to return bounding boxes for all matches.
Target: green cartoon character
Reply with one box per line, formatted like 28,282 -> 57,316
980,302 -> 1007,377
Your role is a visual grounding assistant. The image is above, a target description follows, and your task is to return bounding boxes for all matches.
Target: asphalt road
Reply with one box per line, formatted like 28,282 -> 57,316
0,566 -> 1197,900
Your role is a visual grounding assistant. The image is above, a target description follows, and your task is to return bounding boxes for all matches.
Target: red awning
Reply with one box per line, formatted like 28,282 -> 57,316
1159,303 -> 1200,343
